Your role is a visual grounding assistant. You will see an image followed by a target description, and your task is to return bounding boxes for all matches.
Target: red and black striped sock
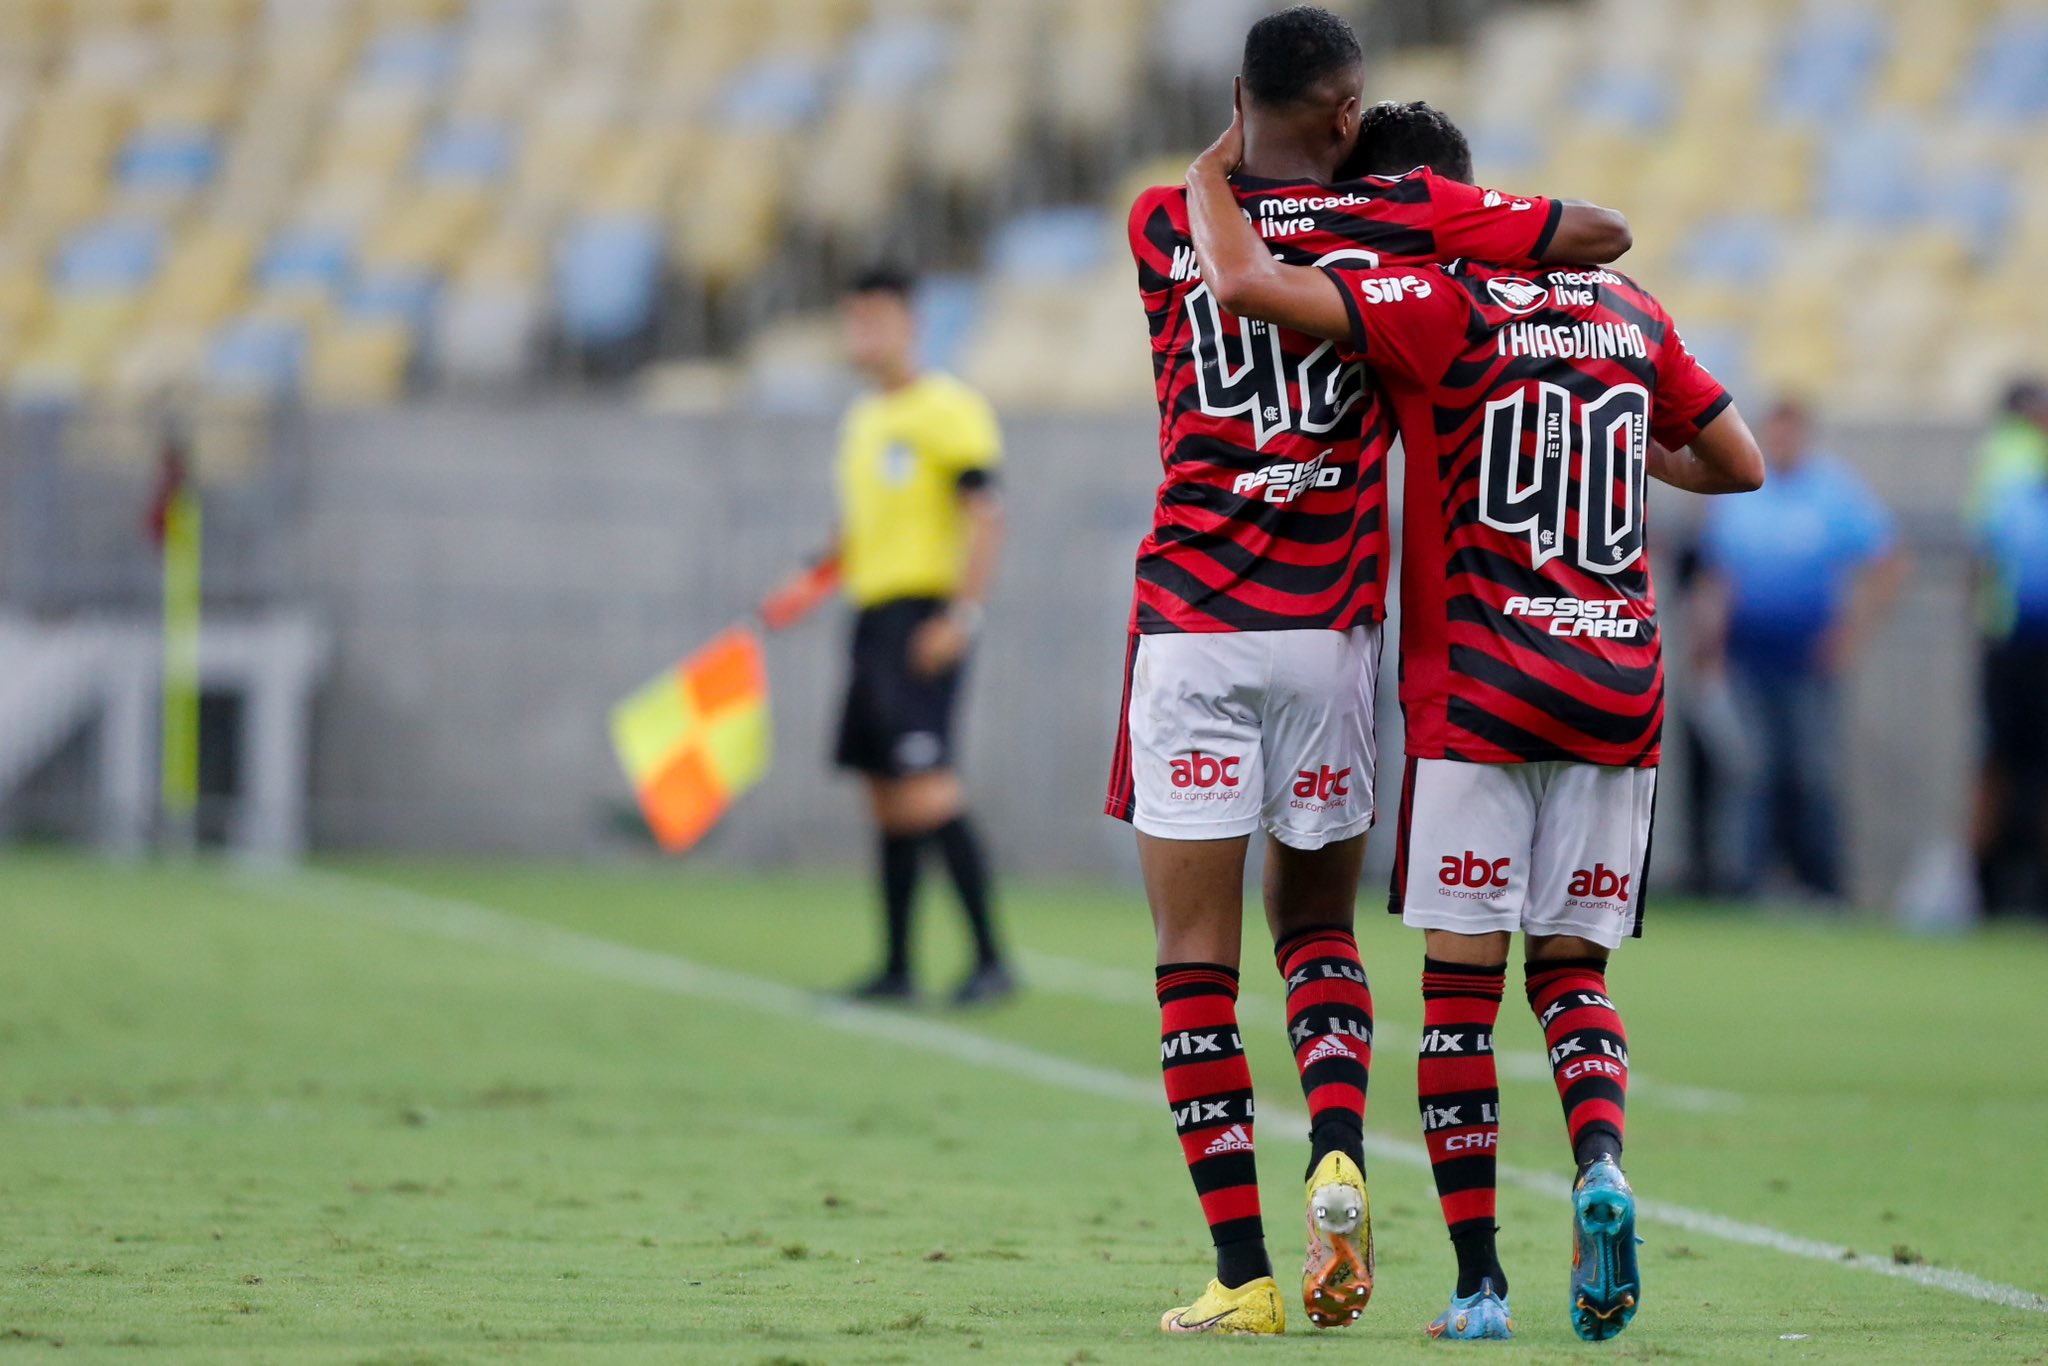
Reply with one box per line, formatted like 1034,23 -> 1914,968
1525,958 -> 1628,1170
1419,958 -> 1507,1298
1274,924 -> 1372,1177
1157,962 -> 1270,1289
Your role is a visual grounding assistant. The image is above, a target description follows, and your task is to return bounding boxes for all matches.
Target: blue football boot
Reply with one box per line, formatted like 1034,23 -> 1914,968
1570,1157 -> 1641,1341
1424,1277 -> 1513,1340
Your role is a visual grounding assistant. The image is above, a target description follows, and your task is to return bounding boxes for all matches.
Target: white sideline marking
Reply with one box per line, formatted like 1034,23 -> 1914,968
260,869 -> 2047,1316
1019,950 -> 1745,1113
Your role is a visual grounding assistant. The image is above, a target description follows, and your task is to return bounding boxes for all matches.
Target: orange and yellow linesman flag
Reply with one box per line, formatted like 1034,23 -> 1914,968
609,626 -> 771,852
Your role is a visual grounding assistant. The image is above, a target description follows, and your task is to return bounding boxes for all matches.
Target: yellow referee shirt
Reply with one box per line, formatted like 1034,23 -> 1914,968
836,373 -> 1002,608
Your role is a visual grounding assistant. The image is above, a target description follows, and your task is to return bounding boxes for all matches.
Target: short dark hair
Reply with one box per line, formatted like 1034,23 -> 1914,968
2002,377 -> 2046,415
1345,100 -> 1472,183
847,265 -> 916,299
1241,6 -> 1362,109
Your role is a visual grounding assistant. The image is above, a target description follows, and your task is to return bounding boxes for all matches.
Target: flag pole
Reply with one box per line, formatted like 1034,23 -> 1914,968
155,429 -> 201,852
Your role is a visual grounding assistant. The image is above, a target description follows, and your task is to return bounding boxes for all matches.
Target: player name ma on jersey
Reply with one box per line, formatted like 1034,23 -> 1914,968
1126,171 -> 1562,635
1320,262 -> 1731,767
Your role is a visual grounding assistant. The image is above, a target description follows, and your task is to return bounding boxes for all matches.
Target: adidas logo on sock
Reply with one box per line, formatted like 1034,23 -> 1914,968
1204,1124 -> 1255,1156
1302,1035 -> 1355,1065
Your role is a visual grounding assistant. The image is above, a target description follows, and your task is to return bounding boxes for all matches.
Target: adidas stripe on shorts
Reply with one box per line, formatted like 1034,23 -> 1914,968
1389,757 -> 1656,950
1106,625 -> 1380,850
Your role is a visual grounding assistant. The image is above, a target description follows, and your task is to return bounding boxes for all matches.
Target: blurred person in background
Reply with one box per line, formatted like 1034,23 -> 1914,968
1670,542 -> 1757,896
1967,380 -> 2048,916
1694,399 -> 1905,900
761,267 -> 1014,1004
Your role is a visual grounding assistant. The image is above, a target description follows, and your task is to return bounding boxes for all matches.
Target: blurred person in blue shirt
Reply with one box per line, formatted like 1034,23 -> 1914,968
1695,399 -> 1906,899
1968,380 -> 2048,915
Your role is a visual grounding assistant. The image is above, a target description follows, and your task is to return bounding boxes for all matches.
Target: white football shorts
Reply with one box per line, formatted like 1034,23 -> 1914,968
1106,625 -> 1380,850
1388,757 -> 1656,950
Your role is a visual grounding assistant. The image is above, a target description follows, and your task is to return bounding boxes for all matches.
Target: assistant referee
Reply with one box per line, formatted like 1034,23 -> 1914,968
762,266 -> 1014,1006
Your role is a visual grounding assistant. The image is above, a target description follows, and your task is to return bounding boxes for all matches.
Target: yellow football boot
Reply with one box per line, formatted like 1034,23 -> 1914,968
1159,1275 -> 1286,1334
1301,1151 -> 1373,1327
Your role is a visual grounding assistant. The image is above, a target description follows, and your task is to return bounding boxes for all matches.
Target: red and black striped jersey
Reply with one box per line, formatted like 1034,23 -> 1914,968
1127,171 -> 1563,633
1321,260 -> 1731,767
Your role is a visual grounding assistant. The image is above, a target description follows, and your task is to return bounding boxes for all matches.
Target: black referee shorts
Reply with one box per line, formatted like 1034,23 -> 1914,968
834,597 -> 967,777
1984,634 -> 2048,776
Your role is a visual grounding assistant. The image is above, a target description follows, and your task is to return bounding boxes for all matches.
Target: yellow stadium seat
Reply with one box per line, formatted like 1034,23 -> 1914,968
106,320 -> 209,403
795,103 -> 911,240
1372,48 -> 1470,112
363,0 -> 460,25
143,222 -> 254,327
0,0 -> 62,43
133,71 -> 236,129
305,317 -> 413,408
673,133 -> 789,289
360,187 -> 490,273
9,293 -> 141,400
583,128 -> 692,216
160,0 -> 258,35
0,251 -> 50,337
1750,318 -> 1842,399
458,228 -> 543,287
1541,123 -> 1656,213
923,78 -> 1028,195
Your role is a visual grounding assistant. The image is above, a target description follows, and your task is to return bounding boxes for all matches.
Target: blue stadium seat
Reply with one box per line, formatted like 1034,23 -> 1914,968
846,18 -> 953,102
466,0 -> 560,28
346,267 -> 440,332
260,226 -> 355,296
553,216 -> 662,345
1958,13 -> 2048,119
418,120 -> 514,184
1822,118 -> 1919,225
1464,122 -> 1546,175
1676,323 -> 1752,406
360,24 -> 460,89
117,128 -> 221,193
717,55 -> 827,129
989,208 -> 1107,282
1773,7 -> 1888,120
207,316 -> 307,397
1679,213 -> 1784,284
1934,168 -> 2013,257
1578,68 -> 1670,131
55,219 -> 165,292
913,273 -> 980,373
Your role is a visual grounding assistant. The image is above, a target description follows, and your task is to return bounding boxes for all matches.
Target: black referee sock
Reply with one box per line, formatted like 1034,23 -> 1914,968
879,833 -> 922,978
932,816 -> 1001,968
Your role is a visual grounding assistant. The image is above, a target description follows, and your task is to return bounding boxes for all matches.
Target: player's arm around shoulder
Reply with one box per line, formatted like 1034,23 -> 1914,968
1539,200 -> 1631,263
1412,165 -> 1631,266
1650,408 -> 1767,496
1184,96 -> 1354,343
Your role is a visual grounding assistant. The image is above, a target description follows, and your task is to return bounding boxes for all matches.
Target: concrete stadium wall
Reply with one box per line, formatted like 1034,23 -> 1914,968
292,403 -> 1983,907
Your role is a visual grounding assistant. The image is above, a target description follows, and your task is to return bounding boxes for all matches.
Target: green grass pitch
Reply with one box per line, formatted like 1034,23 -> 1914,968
2,851 -> 2045,1363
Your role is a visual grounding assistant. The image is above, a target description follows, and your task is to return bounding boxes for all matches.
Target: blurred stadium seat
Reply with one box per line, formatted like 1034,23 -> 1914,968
0,0 -> 2040,415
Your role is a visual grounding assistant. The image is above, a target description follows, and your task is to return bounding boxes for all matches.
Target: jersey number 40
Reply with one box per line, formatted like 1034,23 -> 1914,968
1478,381 -> 1650,575
1183,249 -> 1379,450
